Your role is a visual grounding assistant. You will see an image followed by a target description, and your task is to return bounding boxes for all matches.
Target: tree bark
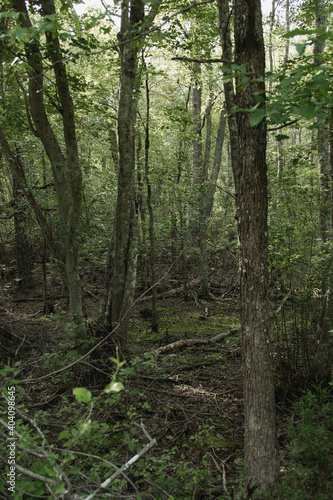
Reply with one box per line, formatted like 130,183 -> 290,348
310,0 -> 333,384
233,0 -> 280,494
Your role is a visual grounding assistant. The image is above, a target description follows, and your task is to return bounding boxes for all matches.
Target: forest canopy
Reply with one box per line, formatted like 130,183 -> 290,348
0,0 -> 332,498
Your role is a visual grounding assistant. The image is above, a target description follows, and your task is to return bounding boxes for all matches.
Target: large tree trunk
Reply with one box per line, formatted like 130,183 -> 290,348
233,0 -> 280,494
310,0 -> 333,384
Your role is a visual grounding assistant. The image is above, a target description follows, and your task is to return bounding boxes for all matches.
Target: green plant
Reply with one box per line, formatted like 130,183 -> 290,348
0,352 -> 156,499
274,384 -> 333,499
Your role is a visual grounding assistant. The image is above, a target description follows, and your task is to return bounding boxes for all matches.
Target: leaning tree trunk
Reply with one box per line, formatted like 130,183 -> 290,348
233,0 -> 280,495
10,0 -> 84,330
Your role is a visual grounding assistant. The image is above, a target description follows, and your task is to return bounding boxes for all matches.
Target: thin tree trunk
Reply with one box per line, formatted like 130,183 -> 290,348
313,0 -> 330,246
217,0 -> 240,204
205,107 -> 227,218
12,169 -> 33,289
233,0 -> 279,494
144,60 -> 158,331
190,62 -> 202,244
268,0 -> 276,93
283,0 -> 290,67
105,0 -> 163,349
0,127 -> 65,278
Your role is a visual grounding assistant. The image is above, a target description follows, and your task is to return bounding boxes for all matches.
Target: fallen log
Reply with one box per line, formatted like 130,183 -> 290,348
149,326 -> 241,355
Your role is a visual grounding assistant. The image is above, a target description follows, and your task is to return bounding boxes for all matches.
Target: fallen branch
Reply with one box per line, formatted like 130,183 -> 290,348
149,326 -> 241,355
84,424 -> 156,500
0,454 -> 56,485
274,289 -> 292,315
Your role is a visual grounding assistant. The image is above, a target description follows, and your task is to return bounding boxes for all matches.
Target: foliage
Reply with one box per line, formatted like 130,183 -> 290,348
1,0 -> 333,497
274,385 -> 333,499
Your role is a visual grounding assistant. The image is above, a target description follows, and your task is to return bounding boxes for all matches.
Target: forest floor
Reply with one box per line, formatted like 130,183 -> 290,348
0,263 -> 307,499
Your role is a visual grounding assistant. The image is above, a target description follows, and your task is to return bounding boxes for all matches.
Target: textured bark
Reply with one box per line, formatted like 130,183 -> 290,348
233,0 -> 279,494
310,0 -> 333,383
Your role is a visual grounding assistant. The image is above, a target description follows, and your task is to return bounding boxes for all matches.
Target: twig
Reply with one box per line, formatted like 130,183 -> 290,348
268,119 -> 299,131
0,454 -> 56,485
274,289 -> 292,315
84,438 -> 157,500
21,251 -> 185,384
15,334 -> 26,356
208,451 -> 230,495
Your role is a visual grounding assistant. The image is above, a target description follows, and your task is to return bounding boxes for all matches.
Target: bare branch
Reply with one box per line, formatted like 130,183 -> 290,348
268,119 -> 299,132
84,438 -> 157,500
149,326 -> 241,355
172,56 -> 232,64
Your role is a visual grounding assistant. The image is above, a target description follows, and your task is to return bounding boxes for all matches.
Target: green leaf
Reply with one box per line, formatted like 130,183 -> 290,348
298,104 -> 316,120
55,484 -> 66,495
73,387 -> 92,403
276,134 -> 290,141
284,28 -> 326,38
295,43 -> 306,56
58,430 -> 70,440
79,419 -> 92,435
249,109 -> 266,127
104,381 -> 124,393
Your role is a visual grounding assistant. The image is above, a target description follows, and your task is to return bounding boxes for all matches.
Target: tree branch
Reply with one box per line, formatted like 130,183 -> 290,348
268,119 -> 299,131
149,326 -> 241,355
172,56 -> 232,64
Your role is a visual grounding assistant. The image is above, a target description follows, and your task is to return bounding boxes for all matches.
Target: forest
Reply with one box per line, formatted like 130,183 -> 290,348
0,0 -> 332,498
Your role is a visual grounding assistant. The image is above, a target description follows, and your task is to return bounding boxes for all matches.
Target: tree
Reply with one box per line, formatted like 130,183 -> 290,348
1,0 -> 85,331
233,0 -> 280,494
12,166 -> 33,289
308,0 -> 333,384
102,0 -> 162,350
